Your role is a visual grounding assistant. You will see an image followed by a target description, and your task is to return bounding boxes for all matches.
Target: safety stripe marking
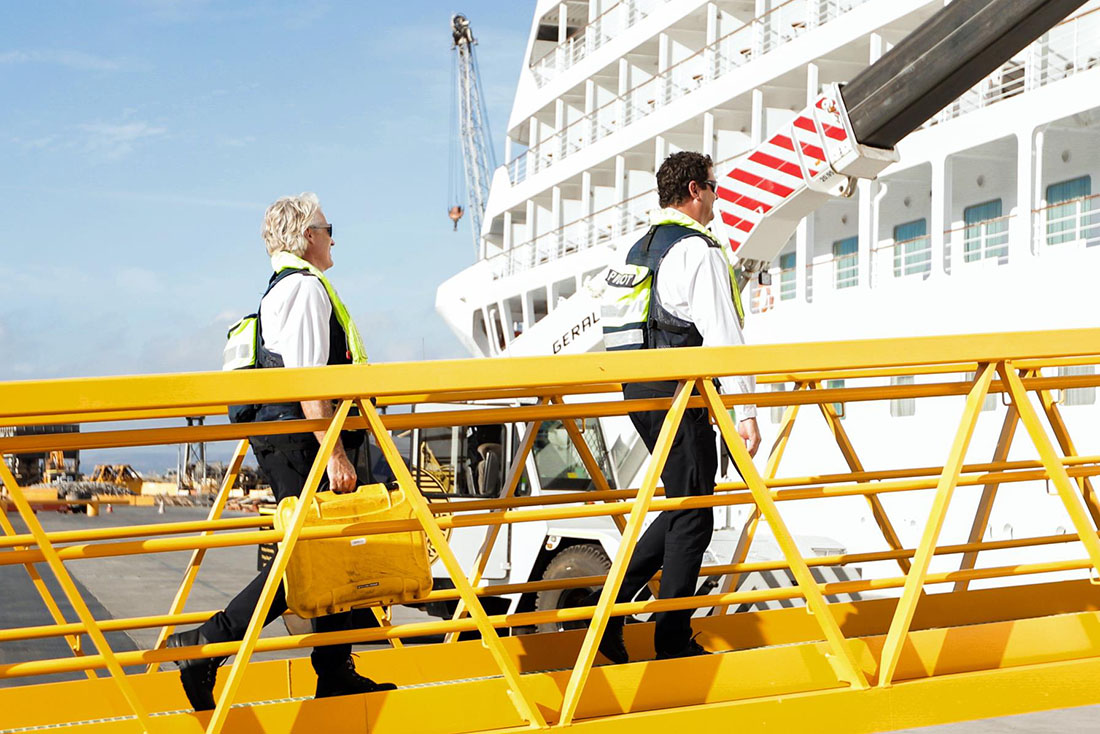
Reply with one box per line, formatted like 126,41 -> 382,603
721,212 -> 755,233
720,176 -> 784,208
748,151 -> 802,178
716,186 -> 772,215
741,155 -> 803,186
793,115 -> 846,141
728,167 -> 795,198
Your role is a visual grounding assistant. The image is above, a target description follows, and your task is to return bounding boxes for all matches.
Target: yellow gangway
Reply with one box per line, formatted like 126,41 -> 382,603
3,329 -> 1100,733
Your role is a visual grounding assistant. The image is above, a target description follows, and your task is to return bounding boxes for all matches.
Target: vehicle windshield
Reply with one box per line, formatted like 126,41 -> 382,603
532,418 -> 616,491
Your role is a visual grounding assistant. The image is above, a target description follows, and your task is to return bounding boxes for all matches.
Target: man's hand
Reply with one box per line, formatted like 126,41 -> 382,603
738,417 -> 761,458
327,452 -> 358,494
301,399 -> 358,493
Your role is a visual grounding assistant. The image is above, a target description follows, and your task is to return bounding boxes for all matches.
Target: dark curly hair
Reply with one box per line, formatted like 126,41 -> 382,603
657,151 -> 713,208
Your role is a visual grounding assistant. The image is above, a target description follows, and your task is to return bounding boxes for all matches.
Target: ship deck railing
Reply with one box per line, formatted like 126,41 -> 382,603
510,0 -> 874,186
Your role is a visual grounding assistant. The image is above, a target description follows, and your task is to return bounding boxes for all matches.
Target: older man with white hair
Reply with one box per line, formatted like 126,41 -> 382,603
167,192 -> 394,711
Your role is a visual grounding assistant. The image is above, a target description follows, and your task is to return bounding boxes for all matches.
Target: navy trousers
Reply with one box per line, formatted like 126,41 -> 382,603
616,381 -> 717,656
199,434 -> 368,674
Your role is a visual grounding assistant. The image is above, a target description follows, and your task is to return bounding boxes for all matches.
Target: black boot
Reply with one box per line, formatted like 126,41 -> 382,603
583,592 -> 629,665
656,635 -> 710,660
315,657 -> 397,699
166,628 -> 225,711
598,617 -> 629,665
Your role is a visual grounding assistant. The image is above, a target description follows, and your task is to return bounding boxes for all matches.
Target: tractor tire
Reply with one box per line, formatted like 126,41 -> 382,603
534,544 -> 611,634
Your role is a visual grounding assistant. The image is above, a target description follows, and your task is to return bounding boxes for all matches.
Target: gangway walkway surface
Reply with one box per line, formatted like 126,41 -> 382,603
3,330 -> 1100,732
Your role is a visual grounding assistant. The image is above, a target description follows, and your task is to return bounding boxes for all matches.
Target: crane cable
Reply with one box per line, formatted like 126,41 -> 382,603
448,38 -> 464,231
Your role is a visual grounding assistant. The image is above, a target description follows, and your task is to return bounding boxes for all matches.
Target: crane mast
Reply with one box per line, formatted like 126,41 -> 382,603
451,14 -> 497,257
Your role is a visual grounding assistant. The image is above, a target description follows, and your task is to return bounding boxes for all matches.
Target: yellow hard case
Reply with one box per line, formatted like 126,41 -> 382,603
274,483 -> 433,618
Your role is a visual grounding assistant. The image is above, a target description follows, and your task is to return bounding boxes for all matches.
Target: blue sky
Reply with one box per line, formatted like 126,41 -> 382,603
0,0 -> 534,382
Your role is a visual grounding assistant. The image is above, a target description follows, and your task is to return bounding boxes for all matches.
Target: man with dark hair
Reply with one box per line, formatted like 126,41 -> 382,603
599,151 -> 759,662
656,150 -> 715,208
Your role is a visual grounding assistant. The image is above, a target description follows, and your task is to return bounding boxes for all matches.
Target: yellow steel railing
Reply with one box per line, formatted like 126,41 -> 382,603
2,329 -> 1100,732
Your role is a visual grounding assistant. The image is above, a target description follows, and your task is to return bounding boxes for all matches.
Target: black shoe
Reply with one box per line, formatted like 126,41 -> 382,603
656,636 -> 710,660
597,618 -> 629,665
315,657 -> 397,699
580,591 -> 629,665
166,628 -> 225,711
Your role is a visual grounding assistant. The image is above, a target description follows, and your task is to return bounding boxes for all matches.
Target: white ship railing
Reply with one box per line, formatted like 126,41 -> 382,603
945,214 -> 1012,271
1035,193 -> 1100,251
924,7 -> 1100,128
488,189 -> 658,279
874,234 -> 932,280
490,146 -> 757,279
509,0 -> 872,186
530,0 -> 672,89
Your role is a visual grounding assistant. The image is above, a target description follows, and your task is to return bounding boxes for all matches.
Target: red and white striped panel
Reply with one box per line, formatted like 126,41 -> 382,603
716,108 -> 848,253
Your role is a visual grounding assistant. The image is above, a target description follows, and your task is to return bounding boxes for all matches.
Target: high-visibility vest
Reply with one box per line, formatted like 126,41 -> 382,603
223,253 -> 367,424
601,224 -> 744,352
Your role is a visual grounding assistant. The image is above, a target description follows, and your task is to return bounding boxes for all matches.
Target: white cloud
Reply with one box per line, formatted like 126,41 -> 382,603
10,135 -> 58,151
0,49 -> 128,71
78,121 -> 167,159
216,134 -> 256,148
214,309 -> 241,324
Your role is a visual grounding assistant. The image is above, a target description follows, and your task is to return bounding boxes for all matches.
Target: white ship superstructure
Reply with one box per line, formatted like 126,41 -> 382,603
435,0 -> 1100,587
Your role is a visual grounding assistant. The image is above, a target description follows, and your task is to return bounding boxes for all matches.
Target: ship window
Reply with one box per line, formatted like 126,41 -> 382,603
532,418 -> 616,491
825,379 -> 845,419
1059,365 -> 1096,406
472,311 -> 490,354
779,252 -> 796,301
1045,176 -> 1097,246
552,277 -> 576,306
487,304 -> 508,350
832,237 -> 858,289
890,376 -> 915,417
893,219 -> 930,277
963,372 -> 997,411
527,287 -> 548,324
505,295 -> 524,337
770,382 -> 788,424
963,199 -> 1007,262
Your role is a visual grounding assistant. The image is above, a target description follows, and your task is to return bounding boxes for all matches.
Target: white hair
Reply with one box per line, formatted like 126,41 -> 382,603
261,192 -> 322,256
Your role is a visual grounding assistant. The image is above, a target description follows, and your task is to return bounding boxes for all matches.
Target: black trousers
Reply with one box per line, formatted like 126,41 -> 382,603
615,381 -> 717,656
199,433 -> 369,674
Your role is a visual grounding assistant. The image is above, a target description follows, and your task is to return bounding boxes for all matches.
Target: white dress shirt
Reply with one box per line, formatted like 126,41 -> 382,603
259,272 -> 331,369
654,235 -> 758,421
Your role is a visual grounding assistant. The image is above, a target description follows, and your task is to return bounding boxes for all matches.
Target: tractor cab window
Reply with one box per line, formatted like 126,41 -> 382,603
532,418 -> 615,491
415,423 -> 508,498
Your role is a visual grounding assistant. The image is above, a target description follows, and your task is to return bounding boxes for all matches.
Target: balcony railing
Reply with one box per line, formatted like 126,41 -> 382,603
487,188 -> 658,279
489,141 -> 771,278
733,198 -> 1100,313
1036,193 -> 1100,249
509,0 -> 872,185
924,7 -> 1100,128
944,214 -> 1012,268
870,234 -> 932,280
530,0 -> 672,89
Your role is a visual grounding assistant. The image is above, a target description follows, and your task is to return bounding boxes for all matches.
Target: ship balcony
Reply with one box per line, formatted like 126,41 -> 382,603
507,0 -> 882,188
496,1 -> 1100,245
747,192 -> 1100,318
528,0 -> 873,92
485,188 -> 656,280
922,6 -> 1100,131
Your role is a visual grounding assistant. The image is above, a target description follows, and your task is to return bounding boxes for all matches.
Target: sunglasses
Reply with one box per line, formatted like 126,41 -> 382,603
308,223 -> 333,237
700,179 -> 718,192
